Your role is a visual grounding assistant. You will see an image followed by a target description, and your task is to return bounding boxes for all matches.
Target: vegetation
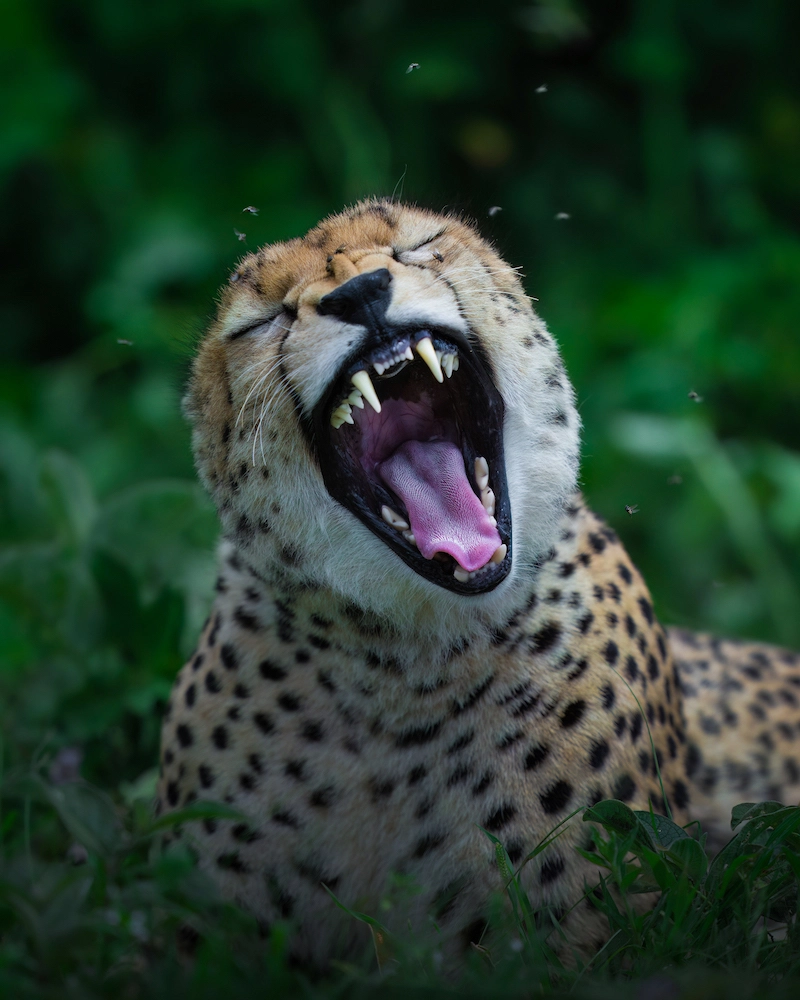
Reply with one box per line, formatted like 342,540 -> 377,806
1,0 -> 799,995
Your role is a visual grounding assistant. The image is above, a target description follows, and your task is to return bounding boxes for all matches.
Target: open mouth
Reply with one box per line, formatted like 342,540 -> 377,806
312,328 -> 511,594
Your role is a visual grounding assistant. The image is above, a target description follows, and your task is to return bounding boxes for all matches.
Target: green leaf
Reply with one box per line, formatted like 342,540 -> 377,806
583,800 -> 640,837
42,780 -> 121,858
668,837 -> 708,882
634,810 -> 690,849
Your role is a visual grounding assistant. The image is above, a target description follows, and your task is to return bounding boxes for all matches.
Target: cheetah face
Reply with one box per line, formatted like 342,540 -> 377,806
188,202 -> 580,637
312,267 -> 511,595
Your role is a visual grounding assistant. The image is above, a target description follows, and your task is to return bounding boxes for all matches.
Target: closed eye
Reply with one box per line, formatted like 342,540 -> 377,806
228,310 -> 295,342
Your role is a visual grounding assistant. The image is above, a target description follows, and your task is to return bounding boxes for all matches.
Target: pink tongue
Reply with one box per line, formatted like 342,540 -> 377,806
377,440 -> 502,572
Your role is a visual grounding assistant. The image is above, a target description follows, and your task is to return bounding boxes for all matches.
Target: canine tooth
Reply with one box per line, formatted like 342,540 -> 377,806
402,530 -> 417,546
415,337 -> 444,383
474,457 -> 489,491
404,346 -> 414,361
452,356 -> 459,371
453,567 -> 471,583
348,390 -> 364,408
381,505 -> 409,531
443,353 -> 454,378
351,371 -> 381,413
490,544 -> 507,564
481,487 -> 495,517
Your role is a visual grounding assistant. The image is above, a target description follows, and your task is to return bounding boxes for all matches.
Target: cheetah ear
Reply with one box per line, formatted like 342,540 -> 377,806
186,337 -> 235,503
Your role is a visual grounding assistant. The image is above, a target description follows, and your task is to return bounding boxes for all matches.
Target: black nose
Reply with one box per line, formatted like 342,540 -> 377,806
317,268 -> 392,325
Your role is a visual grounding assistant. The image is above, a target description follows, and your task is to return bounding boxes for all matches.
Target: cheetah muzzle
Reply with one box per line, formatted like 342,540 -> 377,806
313,267 -> 511,594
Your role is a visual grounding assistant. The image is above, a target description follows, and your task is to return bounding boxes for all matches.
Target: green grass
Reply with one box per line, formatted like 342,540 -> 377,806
2,745 -> 799,999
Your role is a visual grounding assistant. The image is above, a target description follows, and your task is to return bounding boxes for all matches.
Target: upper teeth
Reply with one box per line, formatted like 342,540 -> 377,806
350,370 -> 381,414
415,337 -> 443,383
330,342 -> 459,427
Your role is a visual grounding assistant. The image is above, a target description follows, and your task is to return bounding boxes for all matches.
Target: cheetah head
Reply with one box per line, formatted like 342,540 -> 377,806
186,201 -> 580,646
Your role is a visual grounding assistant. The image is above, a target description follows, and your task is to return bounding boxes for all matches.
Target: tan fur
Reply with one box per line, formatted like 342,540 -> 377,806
158,200 -> 800,963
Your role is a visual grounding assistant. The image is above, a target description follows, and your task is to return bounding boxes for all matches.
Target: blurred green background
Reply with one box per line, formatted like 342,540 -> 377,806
1,0 -> 799,788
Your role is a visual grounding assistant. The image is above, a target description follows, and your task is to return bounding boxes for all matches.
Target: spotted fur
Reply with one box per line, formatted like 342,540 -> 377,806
158,200 -> 800,962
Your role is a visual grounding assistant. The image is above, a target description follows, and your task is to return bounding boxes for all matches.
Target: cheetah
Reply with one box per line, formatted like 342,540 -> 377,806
157,200 -> 800,963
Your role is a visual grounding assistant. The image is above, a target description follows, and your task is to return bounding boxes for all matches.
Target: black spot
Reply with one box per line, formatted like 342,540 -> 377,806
232,823 -> 260,844
301,720 -> 324,742
558,561 -> 575,578
205,671 -> 222,694
685,743 -> 702,778
234,683 -> 250,698
540,781 -> 573,814
638,597 -> 654,625
630,714 -> 643,743
497,729 -> 524,750
447,765 -> 473,787
607,582 -> 622,603
615,715 -> 627,737
278,692 -> 302,712
247,753 -> 263,774
212,725 -> 229,749
672,779 -> 689,810
577,612 -> 595,634
167,781 -> 179,806
317,670 -> 336,692
625,656 -> 639,682
413,833 -> 446,858
539,854 -> 565,885
560,700 -> 586,728
308,634 -> 330,650
472,771 -> 494,795
525,744 -> 550,770
208,615 -> 221,646
259,660 -> 286,681
369,777 -> 395,801
395,721 -> 443,748
295,649 -> 311,664
285,759 -> 306,781
310,785 -> 335,808
199,765 -> 214,788
185,684 -> 196,707
254,712 -> 274,734
613,774 -> 636,802
507,840 -> 525,864
589,740 -> 610,769
272,811 -> 300,828
447,731 -> 475,754
192,653 -> 204,672
485,803 -> 517,831
234,608 -> 261,631
602,684 -> 616,710
606,611 -> 619,628
176,724 -> 193,748
239,772 -> 256,791
220,643 -> 239,671
647,654 -> 660,680
217,852 -> 247,873
408,765 -> 428,785
567,658 -> 589,682
202,818 -> 217,834
588,533 -> 606,553
528,622 -> 562,654
638,750 -> 651,775
603,641 -> 619,666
